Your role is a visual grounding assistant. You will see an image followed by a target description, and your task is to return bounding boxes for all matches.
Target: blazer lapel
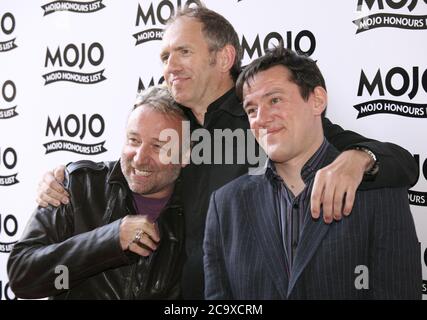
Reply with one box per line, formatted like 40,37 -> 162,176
243,176 -> 289,299
287,145 -> 338,297
287,209 -> 330,297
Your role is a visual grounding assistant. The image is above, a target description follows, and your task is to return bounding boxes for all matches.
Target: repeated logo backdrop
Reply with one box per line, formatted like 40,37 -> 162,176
0,0 -> 426,300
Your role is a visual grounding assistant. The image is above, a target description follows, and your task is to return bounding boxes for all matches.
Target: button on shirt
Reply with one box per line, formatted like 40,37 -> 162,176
265,139 -> 330,269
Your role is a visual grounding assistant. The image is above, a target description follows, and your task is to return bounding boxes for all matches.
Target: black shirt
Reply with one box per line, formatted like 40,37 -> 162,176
180,89 -> 252,299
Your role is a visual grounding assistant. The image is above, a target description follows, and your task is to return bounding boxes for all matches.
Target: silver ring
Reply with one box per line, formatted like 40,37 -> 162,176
133,229 -> 143,243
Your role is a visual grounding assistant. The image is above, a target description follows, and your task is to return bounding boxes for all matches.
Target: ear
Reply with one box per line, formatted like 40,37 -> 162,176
217,44 -> 236,73
311,86 -> 327,116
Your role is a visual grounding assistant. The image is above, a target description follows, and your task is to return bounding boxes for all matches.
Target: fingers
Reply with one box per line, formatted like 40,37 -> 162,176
142,221 -> 160,243
311,168 -> 337,224
36,169 -> 69,207
321,177 -> 335,224
44,170 -> 66,194
36,197 -> 49,208
310,150 -> 365,223
37,192 -> 62,207
128,232 -> 158,257
119,216 -> 161,257
128,229 -> 160,257
343,186 -> 356,216
136,232 -> 158,251
311,169 -> 345,224
128,243 -> 152,257
325,186 -> 356,222
332,181 -> 352,221
53,165 -> 66,183
310,174 -> 324,219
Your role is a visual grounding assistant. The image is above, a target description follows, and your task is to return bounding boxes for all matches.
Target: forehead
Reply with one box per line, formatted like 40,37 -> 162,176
243,65 -> 293,97
162,17 -> 207,48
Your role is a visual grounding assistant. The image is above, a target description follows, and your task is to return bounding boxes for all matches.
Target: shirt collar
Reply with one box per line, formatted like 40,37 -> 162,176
179,88 -> 246,128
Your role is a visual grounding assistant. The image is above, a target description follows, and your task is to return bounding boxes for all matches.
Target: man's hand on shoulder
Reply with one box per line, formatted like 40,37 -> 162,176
36,165 -> 69,207
310,149 -> 374,223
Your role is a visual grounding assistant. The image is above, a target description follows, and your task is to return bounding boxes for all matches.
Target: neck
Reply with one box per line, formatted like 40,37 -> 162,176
275,133 -> 324,196
190,79 -> 234,125
139,186 -> 174,200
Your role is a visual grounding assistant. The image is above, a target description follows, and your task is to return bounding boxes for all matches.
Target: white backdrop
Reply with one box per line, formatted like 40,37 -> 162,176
0,0 -> 426,300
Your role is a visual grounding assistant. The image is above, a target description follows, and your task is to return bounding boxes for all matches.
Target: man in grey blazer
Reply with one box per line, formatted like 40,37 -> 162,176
203,46 -> 421,299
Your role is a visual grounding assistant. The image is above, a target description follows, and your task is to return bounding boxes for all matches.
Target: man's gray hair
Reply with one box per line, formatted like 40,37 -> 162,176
134,85 -> 186,121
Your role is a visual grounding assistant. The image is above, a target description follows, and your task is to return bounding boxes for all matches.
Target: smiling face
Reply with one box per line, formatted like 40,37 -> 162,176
242,65 -> 326,166
160,17 -> 226,110
120,105 -> 183,199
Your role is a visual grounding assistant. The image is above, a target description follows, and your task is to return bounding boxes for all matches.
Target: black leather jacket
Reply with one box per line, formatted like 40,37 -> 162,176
7,160 -> 185,299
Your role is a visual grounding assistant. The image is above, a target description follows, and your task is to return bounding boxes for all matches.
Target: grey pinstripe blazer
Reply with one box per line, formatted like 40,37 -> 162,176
203,148 -> 421,300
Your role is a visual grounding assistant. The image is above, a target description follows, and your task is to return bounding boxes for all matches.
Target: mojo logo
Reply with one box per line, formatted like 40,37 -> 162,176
0,80 -> 18,120
133,0 -> 200,46
138,76 -> 165,91
0,147 -> 19,186
353,67 -> 427,118
242,30 -> 316,60
44,114 -> 107,155
353,0 -> 427,33
0,280 -> 17,300
0,213 -> 18,254
41,0 -> 105,16
43,42 -> 106,85
408,154 -> 427,206
0,12 -> 17,52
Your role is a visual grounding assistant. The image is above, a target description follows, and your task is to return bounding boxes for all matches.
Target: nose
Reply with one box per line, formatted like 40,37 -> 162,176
133,143 -> 151,167
164,53 -> 182,76
254,104 -> 273,128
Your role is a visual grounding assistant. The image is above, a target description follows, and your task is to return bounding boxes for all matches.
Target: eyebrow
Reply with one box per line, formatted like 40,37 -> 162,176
127,131 -> 138,136
160,45 -> 191,59
127,132 -> 168,144
243,89 -> 284,109
152,137 -> 167,143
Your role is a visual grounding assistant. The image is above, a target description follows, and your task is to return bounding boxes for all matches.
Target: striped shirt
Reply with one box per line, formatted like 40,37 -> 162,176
265,138 -> 330,271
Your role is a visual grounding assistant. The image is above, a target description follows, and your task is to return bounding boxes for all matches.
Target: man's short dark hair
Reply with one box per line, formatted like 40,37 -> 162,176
166,3 -> 242,82
236,46 -> 327,102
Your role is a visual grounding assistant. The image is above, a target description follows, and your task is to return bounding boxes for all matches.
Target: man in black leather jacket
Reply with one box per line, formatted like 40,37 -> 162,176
7,86 -> 187,299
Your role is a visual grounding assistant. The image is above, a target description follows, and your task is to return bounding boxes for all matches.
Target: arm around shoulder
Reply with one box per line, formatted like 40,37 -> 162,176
323,117 -> 418,188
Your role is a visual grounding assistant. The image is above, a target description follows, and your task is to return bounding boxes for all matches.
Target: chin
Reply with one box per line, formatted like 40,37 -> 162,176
267,149 -> 289,163
172,93 -> 186,105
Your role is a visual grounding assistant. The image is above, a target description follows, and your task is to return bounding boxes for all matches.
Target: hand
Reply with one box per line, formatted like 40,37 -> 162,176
36,165 -> 69,207
120,215 -> 160,257
310,149 -> 373,223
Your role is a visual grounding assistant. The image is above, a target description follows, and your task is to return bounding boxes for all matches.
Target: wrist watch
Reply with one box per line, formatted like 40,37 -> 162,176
354,147 -> 379,176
